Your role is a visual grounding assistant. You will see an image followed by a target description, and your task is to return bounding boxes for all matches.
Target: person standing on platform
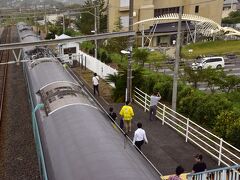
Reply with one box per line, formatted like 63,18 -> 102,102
119,101 -> 134,133
109,107 -> 117,123
192,154 -> 207,173
132,122 -> 148,150
92,73 -> 100,96
149,92 -> 161,121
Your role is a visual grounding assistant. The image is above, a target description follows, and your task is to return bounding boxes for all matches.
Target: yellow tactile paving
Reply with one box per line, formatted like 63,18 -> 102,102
161,173 -> 189,180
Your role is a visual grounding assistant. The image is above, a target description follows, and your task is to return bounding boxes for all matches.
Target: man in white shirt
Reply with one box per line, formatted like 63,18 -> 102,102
92,73 -> 100,96
149,92 -> 161,121
133,123 -> 148,150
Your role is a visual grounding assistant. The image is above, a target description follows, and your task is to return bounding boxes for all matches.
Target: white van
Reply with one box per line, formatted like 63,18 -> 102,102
192,57 -> 225,70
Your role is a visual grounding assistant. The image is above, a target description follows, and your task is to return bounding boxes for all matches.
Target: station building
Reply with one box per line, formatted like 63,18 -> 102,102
107,0 -> 224,47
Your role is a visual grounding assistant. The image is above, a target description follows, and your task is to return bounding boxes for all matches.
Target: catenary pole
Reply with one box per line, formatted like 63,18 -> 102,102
94,1 -> 98,59
172,3 -> 183,111
127,0 -> 134,102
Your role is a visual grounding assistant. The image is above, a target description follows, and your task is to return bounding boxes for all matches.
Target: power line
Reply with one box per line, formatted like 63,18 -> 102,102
0,5 -> 101,17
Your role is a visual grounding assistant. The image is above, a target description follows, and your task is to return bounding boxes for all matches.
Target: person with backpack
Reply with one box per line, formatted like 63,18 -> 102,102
109,107 -> 117,123
119,101 -> 134,133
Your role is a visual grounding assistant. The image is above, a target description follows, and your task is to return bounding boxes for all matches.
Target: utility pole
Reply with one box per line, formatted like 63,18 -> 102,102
44,3 -> 48,34
127,0 -> 134,102
63,14 -> 65,33
94,0 -> 98,59
231,0 -> 234,9
172,4 -> 183,111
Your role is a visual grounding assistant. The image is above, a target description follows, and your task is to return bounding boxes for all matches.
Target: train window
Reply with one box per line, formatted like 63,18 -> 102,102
57,92 -> 77,99
30,59 -> 54,68
22,34 -> 38,40
48,97 -> 56,103
46,90 -> 53,96
39,82 -> 88,115
64,47 -> 76,54
55,86 -> 72,91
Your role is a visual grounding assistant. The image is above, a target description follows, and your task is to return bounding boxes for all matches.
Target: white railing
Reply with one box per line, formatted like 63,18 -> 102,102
187,164 -> 240,180
134,87 -> 240,167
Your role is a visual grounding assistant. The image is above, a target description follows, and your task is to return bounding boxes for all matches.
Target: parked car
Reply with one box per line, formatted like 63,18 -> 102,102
192,57 -> 225,70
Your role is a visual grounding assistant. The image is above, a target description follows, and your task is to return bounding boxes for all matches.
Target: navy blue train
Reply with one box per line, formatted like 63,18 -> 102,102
17,22 -> 160,180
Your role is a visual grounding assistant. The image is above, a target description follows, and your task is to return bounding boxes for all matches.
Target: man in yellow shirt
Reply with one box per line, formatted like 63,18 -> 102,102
119,101 -> 134,133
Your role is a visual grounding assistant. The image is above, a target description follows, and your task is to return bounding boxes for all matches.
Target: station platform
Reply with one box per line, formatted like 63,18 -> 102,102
71,67 -> 219,176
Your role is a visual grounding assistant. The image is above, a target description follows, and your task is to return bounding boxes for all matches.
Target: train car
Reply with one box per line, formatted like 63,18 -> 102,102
17,22 -> 161,180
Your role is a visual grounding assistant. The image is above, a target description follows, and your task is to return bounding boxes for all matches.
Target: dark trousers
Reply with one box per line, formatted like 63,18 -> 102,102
93,85 -> 99,95
120,118 -> 124,129
135,140 -> 144,150
149,105 -> 157,121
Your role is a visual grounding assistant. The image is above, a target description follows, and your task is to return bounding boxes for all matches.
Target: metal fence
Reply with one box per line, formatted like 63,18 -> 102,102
134,87 -> 240,167
187,164 -> 240,180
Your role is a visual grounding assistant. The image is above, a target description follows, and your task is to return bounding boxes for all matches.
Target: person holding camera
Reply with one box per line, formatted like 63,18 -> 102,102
149,92 -> 161,121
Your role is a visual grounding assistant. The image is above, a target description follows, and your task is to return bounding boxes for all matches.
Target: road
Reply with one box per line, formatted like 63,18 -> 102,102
156,59 -> 240,91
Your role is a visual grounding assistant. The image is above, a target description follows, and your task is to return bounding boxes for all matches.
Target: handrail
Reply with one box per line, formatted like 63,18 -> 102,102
187,164 -> 240,180
134,87 -> 240,167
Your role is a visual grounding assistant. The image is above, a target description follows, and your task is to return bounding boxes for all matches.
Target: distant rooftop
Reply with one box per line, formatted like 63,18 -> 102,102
143,22 -> 195,34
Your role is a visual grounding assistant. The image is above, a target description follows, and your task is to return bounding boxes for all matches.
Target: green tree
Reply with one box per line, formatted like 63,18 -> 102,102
201,68 -> 225,93
104,37 -> 129,54
182,66 -> 204,88
179,93 -> 232,127
46,22 -> 63,39
140,72 -> 160,94
147,51 -> 166,71
219,75 -> 240,93
214,111 -> 240,148
74,0 -> 107,34
152,75 -> 173,101
133,48 -> 149,66
222,10 -> 240,24
106,66 -> 144,101
80,41 -> 94,54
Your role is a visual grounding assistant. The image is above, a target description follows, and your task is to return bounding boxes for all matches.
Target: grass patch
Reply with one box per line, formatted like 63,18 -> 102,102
109,52 -> 128,65
182,40 -> 240,59
72,67 -> 115,103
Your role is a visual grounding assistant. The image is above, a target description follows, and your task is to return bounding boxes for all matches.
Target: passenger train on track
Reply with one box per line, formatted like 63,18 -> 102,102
16,22 -> 160,180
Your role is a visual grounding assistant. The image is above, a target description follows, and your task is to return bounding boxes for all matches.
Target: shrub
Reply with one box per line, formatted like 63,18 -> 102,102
153,77 -> 173,102
106,66 -> 144,102
179,93 -> 231,127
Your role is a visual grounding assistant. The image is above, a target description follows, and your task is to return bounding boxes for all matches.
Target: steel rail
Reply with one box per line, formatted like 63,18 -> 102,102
0,27 -> 11,123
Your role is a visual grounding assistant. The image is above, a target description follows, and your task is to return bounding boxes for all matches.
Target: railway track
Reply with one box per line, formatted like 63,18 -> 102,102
0,27 -> 11,123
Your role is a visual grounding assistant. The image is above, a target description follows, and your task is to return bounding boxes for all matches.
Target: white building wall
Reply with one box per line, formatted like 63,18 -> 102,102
78,51 -> 118,80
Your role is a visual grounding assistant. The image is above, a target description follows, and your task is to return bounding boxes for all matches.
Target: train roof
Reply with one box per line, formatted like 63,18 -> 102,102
27,58 -> 77,93
40,105 -> 160,180
39,81 -> 92,115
